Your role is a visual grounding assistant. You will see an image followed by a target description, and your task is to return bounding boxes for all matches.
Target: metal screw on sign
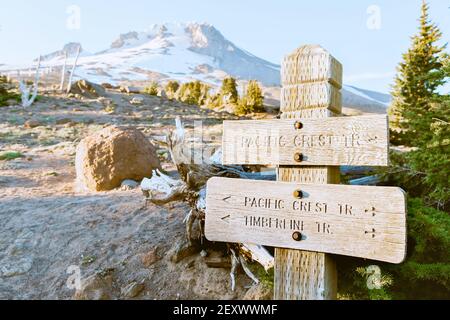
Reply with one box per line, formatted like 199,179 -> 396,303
292,232 -> 303,242
294,153 -> 304,163
293,190 -> 304,199
294,121 -> 303,130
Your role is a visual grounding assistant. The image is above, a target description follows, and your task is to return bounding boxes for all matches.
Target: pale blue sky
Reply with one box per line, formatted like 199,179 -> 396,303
0,0 -> 449,93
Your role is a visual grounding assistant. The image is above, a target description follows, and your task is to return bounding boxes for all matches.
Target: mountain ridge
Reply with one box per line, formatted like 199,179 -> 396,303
2,22 -> 391,113
36,22 -> 281,87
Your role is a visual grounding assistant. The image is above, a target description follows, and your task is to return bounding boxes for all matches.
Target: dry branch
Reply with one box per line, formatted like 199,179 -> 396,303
60,51 -> 68,92
18,56 -> 41,107
141,118 -> 274,288
66,45 -> 81,94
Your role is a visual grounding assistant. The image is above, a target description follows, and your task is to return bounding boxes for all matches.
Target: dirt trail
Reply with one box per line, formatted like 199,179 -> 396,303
0,91 -> 253,300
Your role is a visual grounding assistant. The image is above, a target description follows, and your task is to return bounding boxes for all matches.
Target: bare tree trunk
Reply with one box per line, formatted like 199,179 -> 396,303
141,118 -> 275,289
60,51 -> 68,92
66,45 -> 81,94
19,56 -> 41,107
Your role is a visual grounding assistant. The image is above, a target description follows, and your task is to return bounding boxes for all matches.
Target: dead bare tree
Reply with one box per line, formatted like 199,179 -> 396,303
66,45 -> 81,94
60,51 -> 68,92
141,117 -> 274,289
18,56 -> 41,107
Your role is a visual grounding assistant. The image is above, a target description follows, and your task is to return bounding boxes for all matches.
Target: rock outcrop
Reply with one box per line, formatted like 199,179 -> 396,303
69,80 -> 106,99
75,126 -> 160,191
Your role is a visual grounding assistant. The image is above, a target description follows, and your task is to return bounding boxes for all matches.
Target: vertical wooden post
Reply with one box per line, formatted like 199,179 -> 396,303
274,45 -> 343,300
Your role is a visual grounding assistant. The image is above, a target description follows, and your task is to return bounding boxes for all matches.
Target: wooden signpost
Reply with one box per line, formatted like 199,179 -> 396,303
222,115 -> 389,166
205,178 -> 406,264
204,45 -> 407,300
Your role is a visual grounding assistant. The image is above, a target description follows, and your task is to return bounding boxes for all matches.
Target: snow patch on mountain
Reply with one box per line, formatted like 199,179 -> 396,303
342,85 -> 390,115
39,43 -> 88,62
344,85 -> 391,106
0,21 -> 392,114
26,22 -> 280,86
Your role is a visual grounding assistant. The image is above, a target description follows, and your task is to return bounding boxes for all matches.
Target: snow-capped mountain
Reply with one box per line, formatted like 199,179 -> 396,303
263,84 -> 390,115
1,22 -> 391,113
40,42 -> 85,62
36,22 -> 280,86
342,85 -> 390,114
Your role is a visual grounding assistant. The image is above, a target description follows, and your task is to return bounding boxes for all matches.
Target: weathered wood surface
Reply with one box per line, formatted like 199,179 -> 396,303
277,44 -> 342,300
205,177 -> 407,264
280,82 -> 342,114
275,249 -> 336,300
281,45 -> 343,89
222,115 -> 389,166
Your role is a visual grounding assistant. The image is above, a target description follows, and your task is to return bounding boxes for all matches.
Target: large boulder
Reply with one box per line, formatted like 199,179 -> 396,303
75,126 -> 161,191
69,80 -> 106,99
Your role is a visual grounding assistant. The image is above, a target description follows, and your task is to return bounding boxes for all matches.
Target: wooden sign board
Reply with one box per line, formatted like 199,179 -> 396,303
222,114 -> 389,166
205,177 -> 407,263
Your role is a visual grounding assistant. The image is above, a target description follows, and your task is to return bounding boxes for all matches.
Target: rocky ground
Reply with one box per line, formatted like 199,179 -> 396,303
0,89 -> 271,300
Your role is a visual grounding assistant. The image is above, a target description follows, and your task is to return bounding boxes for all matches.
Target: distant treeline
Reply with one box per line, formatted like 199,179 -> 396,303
143,77 -> 265,115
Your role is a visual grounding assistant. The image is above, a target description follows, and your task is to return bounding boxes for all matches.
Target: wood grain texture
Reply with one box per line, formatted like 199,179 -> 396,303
281,45 -> 343,89
277,166 -> 340,184
276,44 -> 341,300
222,115 -> 389,166
280,108 -> 333,120
280,82 -> 342,114
275,249 -> 336,300
275,169 -> 338,300
205,177 -> 407,264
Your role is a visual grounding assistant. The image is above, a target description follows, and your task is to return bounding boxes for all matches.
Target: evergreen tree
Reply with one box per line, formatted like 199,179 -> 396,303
177,82 -> 193,104
191,80 -> 202,105
165,80 -> 180,99
177,80 -> 209,105
0,76 -> 9,97
389,1 -> 446,146
205,92 -> 222,110
385,2 -> 449,208
245,80 -> 264,110
198,81 -> 210,106
236,80 -> 265,115
0,76 -> 19,107
405,53 -> 449,207
220,77 -> 238,104
143,81 -> 159,96
337,198 -> 450,300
